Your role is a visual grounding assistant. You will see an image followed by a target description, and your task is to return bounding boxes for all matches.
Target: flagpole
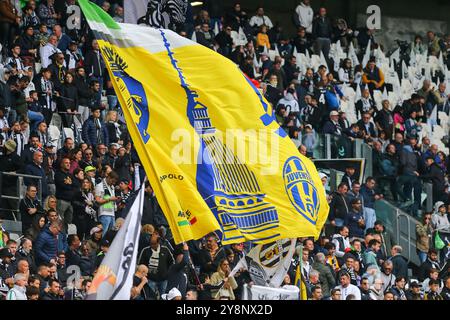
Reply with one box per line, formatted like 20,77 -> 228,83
298,243 -> 304,300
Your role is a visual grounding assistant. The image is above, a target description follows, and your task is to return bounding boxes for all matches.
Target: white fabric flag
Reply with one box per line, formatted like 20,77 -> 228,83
362,40 -> 371,68
229,238 -> 296,288
86,186 -> 145,300
124,0 -> 148,24
242,284 -> 299,300
213,21 -> 219,36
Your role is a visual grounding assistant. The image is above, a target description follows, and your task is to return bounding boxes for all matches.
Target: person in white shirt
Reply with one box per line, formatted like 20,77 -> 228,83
249,7 -> 273,30
335,271 -> 361,300
39,35 -> 61,68
277,88 -> 300,115
295,0 -> 314,34
6,273 -> 28,300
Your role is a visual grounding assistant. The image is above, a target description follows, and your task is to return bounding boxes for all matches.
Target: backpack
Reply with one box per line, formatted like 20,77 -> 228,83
325,90 -> 340,110
380,159 -> 396,176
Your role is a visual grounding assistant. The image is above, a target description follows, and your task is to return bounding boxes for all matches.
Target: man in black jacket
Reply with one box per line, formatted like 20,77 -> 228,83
312,7 -> 332,57
137,231 -> 174,297
18,185 -> 45,233
165,243 -> 190,298
48,52 -> 67,92
142,181 -> 167,227
0,140 -> 23,219
197,233 -> 226,274
65,235 -> 81,267
84,39 -> 105,91
418,249 -> 441,282
74,66 -> 92,122
420,156 -> 446,202
357,112 -> 377,142
328,182 -> 350,229
375,100 -> 394,140
55,157 -> 76,229
22,133 -> 44,165
389,245 -> 409,280
41,278 -> 64,300
24,151 -> 49,201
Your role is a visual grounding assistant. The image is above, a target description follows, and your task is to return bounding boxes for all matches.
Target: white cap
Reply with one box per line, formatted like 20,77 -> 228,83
161,287 -> 182,300
319,172 -> 328,180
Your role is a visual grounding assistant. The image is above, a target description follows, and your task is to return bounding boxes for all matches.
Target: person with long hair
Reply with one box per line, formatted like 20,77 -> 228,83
104,110 -> 124,144
338,58 -> 354,86
43,195 -> 58,213
68,147 -> 82,175
60,72 -> 78,128
72,178 -> 97,241
24,214 -> 46,242
393,105 -> 405,134
210,258 -> 238,300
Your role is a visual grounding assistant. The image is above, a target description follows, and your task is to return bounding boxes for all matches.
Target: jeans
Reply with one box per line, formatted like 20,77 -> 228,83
57,199 -> 73,231
78,105 -> 90,123
363,207 -> 376,231
7,108 -> 17,126
314,37 -> 331,58
27,111 -> 45,132
148,280 -> 168,297
398,174 -> 422,204
107,95 -> 118,110
99,215 -> 115,236
417,251 -> 427,264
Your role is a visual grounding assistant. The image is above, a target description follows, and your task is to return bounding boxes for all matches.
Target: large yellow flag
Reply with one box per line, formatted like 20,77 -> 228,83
79,0 -> 329,245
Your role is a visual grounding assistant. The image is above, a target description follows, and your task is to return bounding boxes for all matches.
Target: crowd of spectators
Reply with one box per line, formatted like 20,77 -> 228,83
0,0 -> 450,300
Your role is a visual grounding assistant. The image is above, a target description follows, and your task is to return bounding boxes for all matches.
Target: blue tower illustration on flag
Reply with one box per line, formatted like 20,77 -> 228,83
159,29 -> 280,242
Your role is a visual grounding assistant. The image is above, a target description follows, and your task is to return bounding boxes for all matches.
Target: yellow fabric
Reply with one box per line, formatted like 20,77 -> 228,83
256,33 -> 271,49
294,263 -> 308,300
95,27 -> 329,245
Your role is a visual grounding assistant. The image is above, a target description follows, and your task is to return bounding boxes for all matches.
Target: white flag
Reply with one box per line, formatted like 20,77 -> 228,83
355,83 -> 362,102
230,239 -> 296,288
319,50 -> 328,71
382,86 -> 389,100
86,186 -> 145,300
362,39 -> 371,68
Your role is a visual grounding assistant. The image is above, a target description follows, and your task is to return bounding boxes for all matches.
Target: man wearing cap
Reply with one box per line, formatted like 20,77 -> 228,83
0,247 -> 15,296
0,139 -> 24,218
0,66 -> 13,122
323,110 -> 342,136
162,287 -> 182,300
84,165 -> 97,186
82,107 -> 109,148
95,171 -> 119,235
406,281 -> 423,300
65,40 -> 83,71
6,273 -> 27,300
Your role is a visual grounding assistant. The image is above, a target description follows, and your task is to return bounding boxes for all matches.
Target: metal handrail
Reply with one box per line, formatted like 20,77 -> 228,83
0,172 -> 43,218
396,210 -> 412,264
1,172 -> 43,179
